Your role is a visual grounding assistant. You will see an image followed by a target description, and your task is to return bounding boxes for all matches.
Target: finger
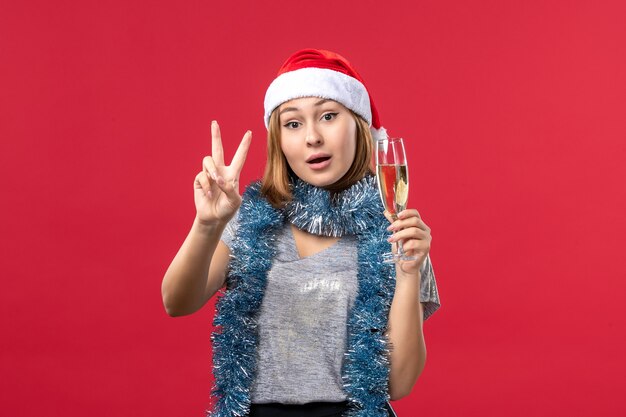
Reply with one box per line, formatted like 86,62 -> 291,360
203,156 -> 221,197
230,130 -> 252,174
400,239 -> 424,253
214,173 -> 241,204
194,171 -> 212,198
388,216 -> 429,232
398,209 -> 421,220
211,121 -> 225,166
388,227 -> 428,243
203,156 -> 220,183
383,210 -> 395,223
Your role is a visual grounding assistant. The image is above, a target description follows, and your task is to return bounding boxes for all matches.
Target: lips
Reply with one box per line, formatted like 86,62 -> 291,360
306,154 -> 332,171
306,153 -> 331,164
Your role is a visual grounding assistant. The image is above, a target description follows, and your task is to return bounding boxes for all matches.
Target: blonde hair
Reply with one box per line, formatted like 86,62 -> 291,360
260,107 -> 374,209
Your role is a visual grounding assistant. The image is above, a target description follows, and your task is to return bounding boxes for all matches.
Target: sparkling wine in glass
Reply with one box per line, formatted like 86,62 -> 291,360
376,137 -> 417,263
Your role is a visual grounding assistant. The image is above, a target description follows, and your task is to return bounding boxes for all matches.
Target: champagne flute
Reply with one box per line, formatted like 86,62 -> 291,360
376,137 -> 417,263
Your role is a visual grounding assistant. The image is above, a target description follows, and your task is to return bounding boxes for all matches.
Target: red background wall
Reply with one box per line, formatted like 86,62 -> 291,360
1,1 -> 625,416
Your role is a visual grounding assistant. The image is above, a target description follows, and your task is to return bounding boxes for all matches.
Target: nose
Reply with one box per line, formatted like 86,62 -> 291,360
305,127 -> 323,146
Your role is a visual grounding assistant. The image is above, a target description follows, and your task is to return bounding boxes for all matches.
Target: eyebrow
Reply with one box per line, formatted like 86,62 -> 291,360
278,99 -> 332,116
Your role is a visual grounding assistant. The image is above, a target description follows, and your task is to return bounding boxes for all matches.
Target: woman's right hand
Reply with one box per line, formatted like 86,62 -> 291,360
194,121 -> 251,227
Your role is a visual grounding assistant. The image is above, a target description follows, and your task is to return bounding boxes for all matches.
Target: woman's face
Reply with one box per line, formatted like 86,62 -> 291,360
278,97 -> 357,187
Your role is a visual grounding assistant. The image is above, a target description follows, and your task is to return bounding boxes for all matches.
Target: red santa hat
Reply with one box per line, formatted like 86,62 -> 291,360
264,48 -> 388,141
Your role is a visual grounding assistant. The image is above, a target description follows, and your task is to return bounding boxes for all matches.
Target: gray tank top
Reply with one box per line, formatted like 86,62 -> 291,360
220,209 -> 440,404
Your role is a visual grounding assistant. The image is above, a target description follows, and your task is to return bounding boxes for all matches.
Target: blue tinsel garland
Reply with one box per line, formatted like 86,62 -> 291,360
208,174 -> 396,417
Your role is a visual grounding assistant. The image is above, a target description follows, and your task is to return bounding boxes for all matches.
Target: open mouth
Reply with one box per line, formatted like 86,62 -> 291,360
307,156 -> 331,164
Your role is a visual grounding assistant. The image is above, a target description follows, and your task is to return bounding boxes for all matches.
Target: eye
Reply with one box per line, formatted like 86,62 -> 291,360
322,112 -> 338,121
283,121 -> 300,129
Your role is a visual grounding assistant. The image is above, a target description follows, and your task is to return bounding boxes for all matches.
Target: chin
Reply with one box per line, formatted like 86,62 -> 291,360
295,172 -> 337,188
303,178 -> 332,187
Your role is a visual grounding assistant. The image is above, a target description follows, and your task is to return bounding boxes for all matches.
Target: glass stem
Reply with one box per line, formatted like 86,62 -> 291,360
397,239 -> 406,256
391,213 -> 405,256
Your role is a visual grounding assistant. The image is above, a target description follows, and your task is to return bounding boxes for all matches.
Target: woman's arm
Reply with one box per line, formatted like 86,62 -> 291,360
161,216 -> 231,317
162,121 -> 250,317
383,208 -> 432,400
386,269 -> 426,401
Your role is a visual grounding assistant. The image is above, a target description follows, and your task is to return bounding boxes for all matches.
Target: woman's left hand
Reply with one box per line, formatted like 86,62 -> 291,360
384,209 -> 432,276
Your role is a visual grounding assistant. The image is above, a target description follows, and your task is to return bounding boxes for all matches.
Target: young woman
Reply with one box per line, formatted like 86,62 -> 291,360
161,48 -> 441,417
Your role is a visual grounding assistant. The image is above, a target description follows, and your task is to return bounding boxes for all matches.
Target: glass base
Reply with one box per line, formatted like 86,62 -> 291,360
382,251 -> 417,264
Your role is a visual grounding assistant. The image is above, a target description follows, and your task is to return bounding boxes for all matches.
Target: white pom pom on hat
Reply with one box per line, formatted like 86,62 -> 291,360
264,48 -> 389,141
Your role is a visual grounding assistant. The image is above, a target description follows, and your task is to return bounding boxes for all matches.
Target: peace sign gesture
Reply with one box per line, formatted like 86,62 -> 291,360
194,121 -> 251,227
